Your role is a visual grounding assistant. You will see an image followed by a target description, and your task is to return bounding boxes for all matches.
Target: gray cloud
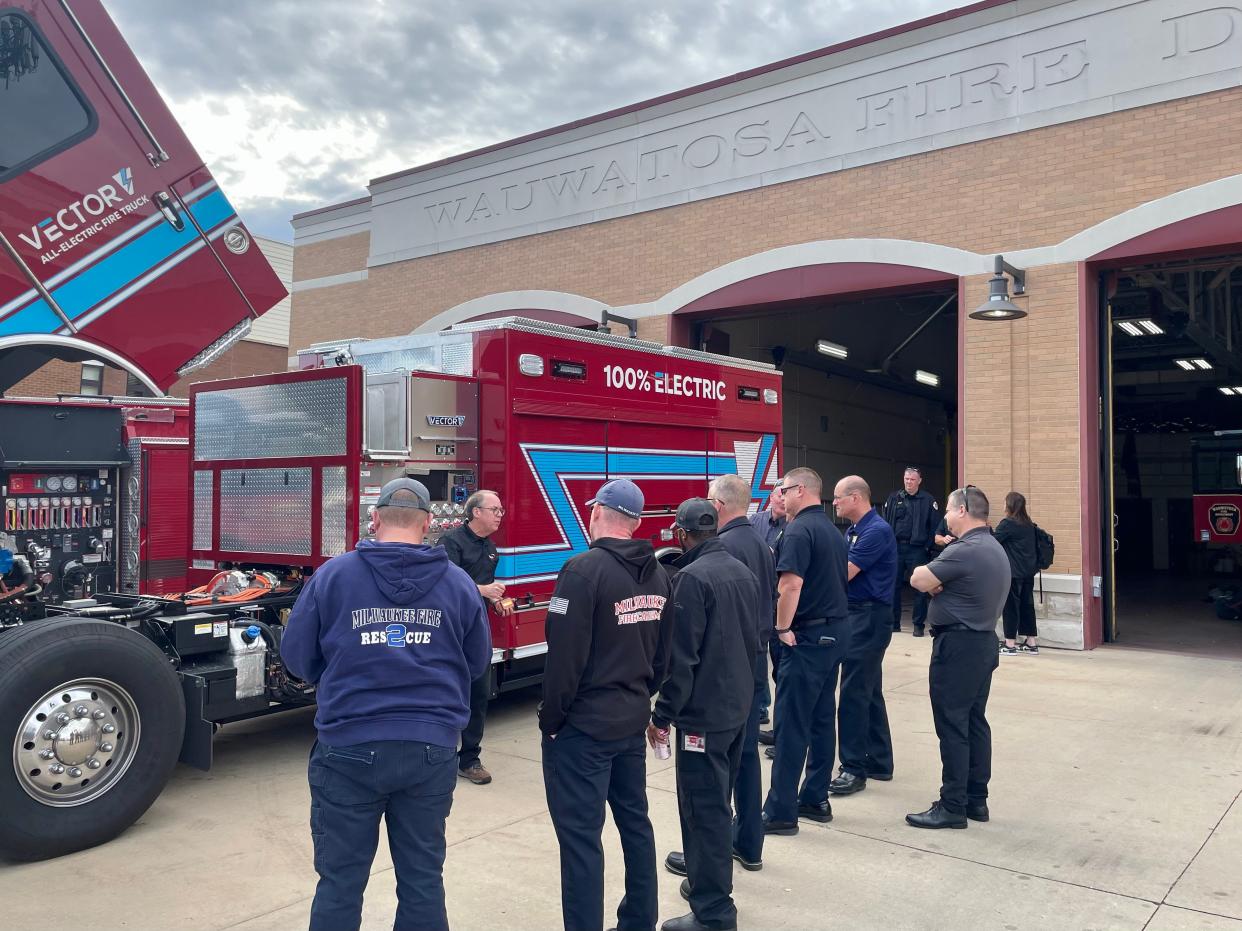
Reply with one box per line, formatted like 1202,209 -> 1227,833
105,0 -> 944,241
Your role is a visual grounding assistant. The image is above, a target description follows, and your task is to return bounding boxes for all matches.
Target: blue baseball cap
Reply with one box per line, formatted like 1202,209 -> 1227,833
586,479 -> 644,519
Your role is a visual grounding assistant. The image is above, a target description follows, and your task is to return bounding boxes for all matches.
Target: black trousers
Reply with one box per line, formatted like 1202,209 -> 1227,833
458,667 -> 491,769
677,724 -> 746,929
837,601 -> 894,778
928,630 -> 998,813
543,726 -> 658,931
763,622 -> 847,821
731,651 -> 767,863
1002,575 -> 1038,639
893,543 -> 932,629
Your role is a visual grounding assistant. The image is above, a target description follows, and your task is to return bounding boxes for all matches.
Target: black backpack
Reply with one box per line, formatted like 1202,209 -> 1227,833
1034,525 -> 1055,572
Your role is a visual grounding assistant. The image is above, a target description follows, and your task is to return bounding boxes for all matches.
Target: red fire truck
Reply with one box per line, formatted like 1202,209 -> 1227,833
0,0 -> 786,865
2,317 -> 783,860
0,0 -> 284,395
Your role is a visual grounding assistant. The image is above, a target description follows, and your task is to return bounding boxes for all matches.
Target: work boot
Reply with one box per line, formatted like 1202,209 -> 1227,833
967,801 -> 990,822
458,762 -> 492,785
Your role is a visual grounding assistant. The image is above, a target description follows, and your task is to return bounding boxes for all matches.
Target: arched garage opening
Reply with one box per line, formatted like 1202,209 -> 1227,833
660,243 -> 968,626
1084,188 -> 1242,657
414,290 -> 606,334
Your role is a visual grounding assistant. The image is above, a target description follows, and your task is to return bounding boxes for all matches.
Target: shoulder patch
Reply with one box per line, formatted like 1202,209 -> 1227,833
548,596 -> 569,615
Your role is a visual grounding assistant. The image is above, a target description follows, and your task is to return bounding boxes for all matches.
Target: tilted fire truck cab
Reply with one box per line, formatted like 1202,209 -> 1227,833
0,318 -> 782,861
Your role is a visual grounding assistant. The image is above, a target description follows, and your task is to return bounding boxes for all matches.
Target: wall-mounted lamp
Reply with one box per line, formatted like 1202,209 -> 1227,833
969,255 -> 1028,321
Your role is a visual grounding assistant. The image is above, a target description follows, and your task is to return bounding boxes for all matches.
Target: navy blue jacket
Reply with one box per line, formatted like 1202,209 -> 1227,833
282,539 -> 491,749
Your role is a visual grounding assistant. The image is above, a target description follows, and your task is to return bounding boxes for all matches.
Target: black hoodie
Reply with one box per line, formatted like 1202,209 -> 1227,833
539,537 -> 672,740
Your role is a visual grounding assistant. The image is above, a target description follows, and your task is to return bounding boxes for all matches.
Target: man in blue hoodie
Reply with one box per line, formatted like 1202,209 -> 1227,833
282,477 -> 491,931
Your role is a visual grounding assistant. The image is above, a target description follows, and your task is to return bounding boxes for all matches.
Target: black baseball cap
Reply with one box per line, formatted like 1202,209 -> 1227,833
376,477 -> 431,511
674,497 -> 718,532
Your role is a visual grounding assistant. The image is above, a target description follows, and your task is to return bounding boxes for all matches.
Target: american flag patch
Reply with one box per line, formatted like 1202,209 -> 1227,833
548,597 -> 570,615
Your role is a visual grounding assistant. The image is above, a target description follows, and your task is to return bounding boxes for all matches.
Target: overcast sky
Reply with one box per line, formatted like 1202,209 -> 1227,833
107,0 -> 947,242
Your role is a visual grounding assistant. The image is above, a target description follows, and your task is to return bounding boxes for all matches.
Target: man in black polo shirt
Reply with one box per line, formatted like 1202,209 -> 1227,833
761,467 -> 849,835
883,467 -> 939,636
907,485 -> 1010,829
439,489 -> 513,786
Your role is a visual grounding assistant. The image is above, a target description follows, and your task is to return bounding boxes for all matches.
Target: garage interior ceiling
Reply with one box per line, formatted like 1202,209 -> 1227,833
695,288 -> 958,405
1111,255 -> 1242,433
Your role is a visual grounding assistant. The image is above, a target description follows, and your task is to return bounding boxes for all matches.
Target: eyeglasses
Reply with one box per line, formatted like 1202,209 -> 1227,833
775,483 -> 803,495
481,506 -> 506,516
953,485 -> 979,513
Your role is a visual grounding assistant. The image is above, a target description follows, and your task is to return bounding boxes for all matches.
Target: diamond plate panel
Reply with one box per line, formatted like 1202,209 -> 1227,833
219,468 -> 312,556
321,466 -> 347,557
193,470 -> 213,551
195,378 -> 348,461
120,438 -> 142,593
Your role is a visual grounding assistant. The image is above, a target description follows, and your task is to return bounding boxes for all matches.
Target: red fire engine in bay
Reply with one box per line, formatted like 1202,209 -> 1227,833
0,1 -> 785,864
1,316 -> 784,860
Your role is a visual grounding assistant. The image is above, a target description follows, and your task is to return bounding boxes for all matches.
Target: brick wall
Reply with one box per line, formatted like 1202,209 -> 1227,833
292,87 -> 1242,353
290,85 -> 1242,610
6,340 -> 287,400
7,359 -> 127,399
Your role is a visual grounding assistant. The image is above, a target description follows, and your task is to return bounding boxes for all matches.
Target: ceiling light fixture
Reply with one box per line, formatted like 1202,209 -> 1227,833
1220,387 -> 1236,396
816,339 -> 848,360
1115,321 -> 1143,336
1192,358 -> 1212,370
1175,359 -> 1196,370
914,370 -> 940,387
1137,319 -> 1164,335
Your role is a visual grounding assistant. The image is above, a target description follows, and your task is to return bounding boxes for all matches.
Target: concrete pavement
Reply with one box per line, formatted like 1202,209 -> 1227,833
1,635 -> 1239,930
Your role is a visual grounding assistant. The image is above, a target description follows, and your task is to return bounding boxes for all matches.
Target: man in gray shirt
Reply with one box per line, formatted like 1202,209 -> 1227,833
907,485 -> 1010,830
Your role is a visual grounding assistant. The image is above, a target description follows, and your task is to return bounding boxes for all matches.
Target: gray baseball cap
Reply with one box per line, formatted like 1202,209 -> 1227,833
586,479 -> 644,519
376,477 -> 431,511
674,497 -> 718,532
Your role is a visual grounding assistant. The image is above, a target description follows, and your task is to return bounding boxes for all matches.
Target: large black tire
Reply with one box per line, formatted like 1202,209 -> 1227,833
0,617 -> 185,861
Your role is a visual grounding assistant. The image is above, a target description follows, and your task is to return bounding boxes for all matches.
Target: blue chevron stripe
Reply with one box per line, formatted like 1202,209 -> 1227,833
498,439 -> 775,582
0,189 -> 238,336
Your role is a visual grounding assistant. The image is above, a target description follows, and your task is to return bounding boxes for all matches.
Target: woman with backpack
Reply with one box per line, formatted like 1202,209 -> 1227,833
994,492 -> 1040,655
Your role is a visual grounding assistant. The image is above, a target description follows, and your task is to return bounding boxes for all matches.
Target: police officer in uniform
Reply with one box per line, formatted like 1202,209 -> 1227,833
650,497 -> 759,931
540,479 -> 672,931
907,485 -> 1011,829
664,474 -> 774,879
438,489 -> 513,786
761,468 -> 850,835
883,467 -> 939,636
828,476 -> 898,796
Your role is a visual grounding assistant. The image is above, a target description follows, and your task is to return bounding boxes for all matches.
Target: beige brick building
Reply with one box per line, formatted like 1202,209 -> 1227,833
291,0 -> 1242,649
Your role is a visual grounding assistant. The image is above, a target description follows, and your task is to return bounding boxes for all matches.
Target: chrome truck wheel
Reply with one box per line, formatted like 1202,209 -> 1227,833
13,678 -> 140,806
0,618 -> 184,861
